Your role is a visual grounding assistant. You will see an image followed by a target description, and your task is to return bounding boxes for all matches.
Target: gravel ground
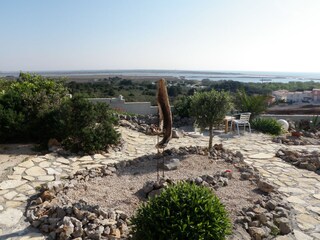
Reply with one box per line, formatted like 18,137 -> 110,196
65,155 -> 262,222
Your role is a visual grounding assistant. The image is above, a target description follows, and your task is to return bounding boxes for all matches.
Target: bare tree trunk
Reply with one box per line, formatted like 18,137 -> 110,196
209,124 -> 213,149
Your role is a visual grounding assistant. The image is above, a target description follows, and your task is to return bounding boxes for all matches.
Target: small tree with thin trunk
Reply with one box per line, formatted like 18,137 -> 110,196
190,90 -> 232,149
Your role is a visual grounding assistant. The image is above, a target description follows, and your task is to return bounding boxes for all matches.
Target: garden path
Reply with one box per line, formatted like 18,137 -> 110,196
0,127 -> 319,239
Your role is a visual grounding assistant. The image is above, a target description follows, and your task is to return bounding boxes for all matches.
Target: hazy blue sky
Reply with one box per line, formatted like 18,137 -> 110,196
1,0 -> 319,72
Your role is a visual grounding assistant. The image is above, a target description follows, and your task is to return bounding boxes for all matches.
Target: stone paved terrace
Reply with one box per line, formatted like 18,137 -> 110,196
0,127 -> 319,239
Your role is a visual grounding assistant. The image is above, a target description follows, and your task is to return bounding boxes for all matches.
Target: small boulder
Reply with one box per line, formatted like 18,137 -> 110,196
143,181 -> 155,194
63,216 -> 74,237
257,179 -> 275,193
241,172 -> 252,180
164,158 -> 180,171
172,130 -> 180,138
275,217 -> 292,234
148,188 -> 163,198
248,227 -> 267,240
229,225 -> 251,240
266,200 -> 277,211
195,177 -> 203,185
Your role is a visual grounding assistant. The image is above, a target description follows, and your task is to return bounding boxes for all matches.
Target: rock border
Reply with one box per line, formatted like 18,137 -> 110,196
276,148 -> 320,174
26,145 -> 296,240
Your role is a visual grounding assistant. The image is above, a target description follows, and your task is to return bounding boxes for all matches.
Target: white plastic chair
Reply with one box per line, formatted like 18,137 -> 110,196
232,113 -> 251,135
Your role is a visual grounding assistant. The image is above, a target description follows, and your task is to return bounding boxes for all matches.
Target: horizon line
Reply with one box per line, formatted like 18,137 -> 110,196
1,69 -> 320,74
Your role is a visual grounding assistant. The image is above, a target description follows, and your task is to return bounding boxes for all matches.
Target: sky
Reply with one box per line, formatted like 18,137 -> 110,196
0,0 -> 320,72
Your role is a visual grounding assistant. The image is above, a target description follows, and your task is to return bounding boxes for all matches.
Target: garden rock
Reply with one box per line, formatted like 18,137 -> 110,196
163,158 -> 180,170
258,179 -> 275,193
275,217 -> 292,235
172,129 -> 180,138
248,227 -> 267,240
26,184 -> 130,239
276,148 -> 320,173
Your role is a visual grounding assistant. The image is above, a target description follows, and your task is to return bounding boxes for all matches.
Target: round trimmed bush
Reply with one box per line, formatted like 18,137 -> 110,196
131,182 -> 231,240
251,118 -> 282,135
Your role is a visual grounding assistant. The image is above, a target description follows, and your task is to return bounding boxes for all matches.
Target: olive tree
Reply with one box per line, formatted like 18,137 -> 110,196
190,90 -> 232,149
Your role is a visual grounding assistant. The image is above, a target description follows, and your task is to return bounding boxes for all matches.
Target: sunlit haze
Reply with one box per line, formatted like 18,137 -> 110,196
1,0 -> 320,72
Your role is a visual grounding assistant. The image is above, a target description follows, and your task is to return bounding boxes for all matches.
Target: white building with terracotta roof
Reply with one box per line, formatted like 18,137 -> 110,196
272,89 -> 318,103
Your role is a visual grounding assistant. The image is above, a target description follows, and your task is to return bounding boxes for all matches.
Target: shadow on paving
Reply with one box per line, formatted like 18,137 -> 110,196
0,143 -> 38,156
0,225 -> 43,240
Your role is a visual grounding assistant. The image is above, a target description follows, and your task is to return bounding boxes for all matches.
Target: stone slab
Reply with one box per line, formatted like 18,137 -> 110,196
13,166 -> 26,175
6,201 -> 23,208
18,160 -> 34,168
286,196 -> 306,204
13,193 -> 28,201
32,157 -> 47,163
39,161 -> 51,168
22,175 -> 35,181
306,206 -> 320,215
296,214 -> 319,231
37,175 -> 55,181
7,175 -> 22,180
0,208 -> 23,227
0,190 -> 9,195
45,167 -> 61,175
0,180 -> 27,190
313,194 -> 320,200
248,153 -> 274,159
101,159 -> 119,165
293,229 -> 313,240
25,166 -> 46,177
3,191 -> 18,200
78,156 -> 93,161
16,184 -> 34,193
278,187 -> 306,194
56,157 -> 70,165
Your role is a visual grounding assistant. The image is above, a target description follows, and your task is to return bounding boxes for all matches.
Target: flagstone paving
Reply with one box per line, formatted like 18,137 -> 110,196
0,127 -> 319,239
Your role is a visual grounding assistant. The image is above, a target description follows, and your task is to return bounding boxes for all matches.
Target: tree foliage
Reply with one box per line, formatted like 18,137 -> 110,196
0,73 -> 120,153
0,73 -> 69,142
42,96 -> 120,153
234,89 -> 268,120
174,96 -> 192,118
190,90 -> 232,149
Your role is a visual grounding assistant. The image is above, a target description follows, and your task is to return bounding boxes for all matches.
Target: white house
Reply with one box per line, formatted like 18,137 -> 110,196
272,89 -> 319,103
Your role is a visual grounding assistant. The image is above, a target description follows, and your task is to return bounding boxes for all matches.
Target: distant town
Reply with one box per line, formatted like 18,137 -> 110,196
272,89 -> 320,104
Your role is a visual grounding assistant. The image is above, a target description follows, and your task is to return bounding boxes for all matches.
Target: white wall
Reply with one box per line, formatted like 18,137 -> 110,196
88,97 -> 159,115
260,114 -> 314,121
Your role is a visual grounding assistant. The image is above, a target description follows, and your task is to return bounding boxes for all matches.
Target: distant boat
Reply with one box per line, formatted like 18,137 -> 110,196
260,78 -> 272,83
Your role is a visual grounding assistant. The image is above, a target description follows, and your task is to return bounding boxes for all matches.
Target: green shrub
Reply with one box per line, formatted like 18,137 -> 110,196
0,73 -> 120,153
40,96 -> 120,153
251,118 -> 282,135
0,73 -> 69,142
131,182 -> 231,240
0,105 -> 25,142
174,96 -> 192,118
